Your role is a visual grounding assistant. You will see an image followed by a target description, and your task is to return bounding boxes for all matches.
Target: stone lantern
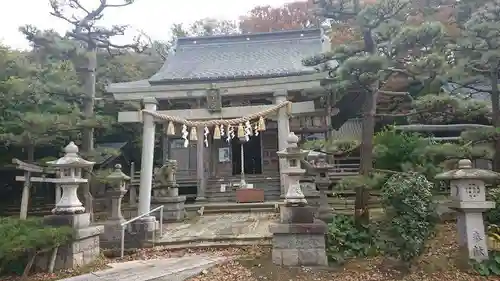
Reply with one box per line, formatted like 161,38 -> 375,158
101,164 -> 130,247
309,153 -> 335,223
276,132 -> 308,205
270,132 -> 328,267
436,159 -> 499,261
42,141 -> 103,270
106,164 -> 130,222
47,141 -> 95,214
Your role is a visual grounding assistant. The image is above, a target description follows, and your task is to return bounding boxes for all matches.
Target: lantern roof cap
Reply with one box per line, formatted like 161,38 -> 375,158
107,164 -> 131,181
435,158 -> 500,181
46,142 -> 95,168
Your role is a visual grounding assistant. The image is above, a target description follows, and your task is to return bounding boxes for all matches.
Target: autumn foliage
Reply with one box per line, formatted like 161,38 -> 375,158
239,0 -> 318,33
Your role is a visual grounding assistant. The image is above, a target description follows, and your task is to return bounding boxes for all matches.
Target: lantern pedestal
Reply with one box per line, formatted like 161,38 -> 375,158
41,213 -> 103,270
100,189 -> 128,248
270,206 -> 328,266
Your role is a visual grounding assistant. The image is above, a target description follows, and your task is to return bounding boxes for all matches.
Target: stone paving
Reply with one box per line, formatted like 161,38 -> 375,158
59,254 -> 229,281
157,212 -> 275,244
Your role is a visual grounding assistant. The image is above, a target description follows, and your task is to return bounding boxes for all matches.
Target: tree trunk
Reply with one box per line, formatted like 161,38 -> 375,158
81,46 -> 97,220
355,23 -> 377,225
491,72 -> 500,172
356,87 -> 377,226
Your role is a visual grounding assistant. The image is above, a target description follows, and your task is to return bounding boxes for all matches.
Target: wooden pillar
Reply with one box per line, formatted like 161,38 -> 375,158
196,127 -> 207,201
274,89 -> 290,198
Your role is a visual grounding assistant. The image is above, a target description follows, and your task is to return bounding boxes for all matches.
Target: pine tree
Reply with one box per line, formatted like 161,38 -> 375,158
306,0 -> 449,223
449,0 -> 500,171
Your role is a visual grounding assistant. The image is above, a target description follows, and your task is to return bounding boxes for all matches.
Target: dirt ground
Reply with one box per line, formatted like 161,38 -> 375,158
3,223 -> 497,281
187,223 -> 497,281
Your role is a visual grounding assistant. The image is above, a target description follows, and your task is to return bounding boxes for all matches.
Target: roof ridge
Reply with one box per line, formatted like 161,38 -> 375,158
176,28 -> 321,46
176,36 -> 321,48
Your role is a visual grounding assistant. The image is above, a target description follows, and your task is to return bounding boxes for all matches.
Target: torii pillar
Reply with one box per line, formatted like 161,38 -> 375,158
137,97 -> 158,231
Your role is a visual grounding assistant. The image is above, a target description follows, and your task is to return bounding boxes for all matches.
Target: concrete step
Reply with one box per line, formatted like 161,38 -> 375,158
145,235 -> 272,249
201,207 -> 277,214
185,201 -> 280,215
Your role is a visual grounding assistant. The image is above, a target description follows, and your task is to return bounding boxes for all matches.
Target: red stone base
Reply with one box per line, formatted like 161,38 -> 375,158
236,188 -> 265,203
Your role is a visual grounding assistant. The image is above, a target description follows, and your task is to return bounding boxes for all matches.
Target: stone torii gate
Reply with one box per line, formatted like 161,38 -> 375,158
127,97 -> 316,218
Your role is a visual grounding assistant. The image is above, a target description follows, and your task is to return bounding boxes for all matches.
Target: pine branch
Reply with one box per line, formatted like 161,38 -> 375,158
49,0 -> 145,53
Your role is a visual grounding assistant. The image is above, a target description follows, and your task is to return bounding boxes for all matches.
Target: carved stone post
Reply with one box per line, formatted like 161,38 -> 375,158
42,142 -> 103,270
101,164 -> 130,247
436,159 -> 498,262
270,133 -> 328,266
151,159 -> 186,222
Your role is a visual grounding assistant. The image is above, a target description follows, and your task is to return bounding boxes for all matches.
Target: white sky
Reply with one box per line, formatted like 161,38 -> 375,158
0,0 -> 296,50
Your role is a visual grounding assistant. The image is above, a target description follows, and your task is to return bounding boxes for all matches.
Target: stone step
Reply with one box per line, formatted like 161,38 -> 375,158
185,201 -> 279,212
201,207 -> 278,214
145,235 -> 272,249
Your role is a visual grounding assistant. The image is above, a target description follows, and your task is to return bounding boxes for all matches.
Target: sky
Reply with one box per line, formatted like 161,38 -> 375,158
0,0 -> 296,50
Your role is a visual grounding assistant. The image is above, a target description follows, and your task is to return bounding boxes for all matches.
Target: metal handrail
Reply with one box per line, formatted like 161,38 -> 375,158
120,205 -> 164,258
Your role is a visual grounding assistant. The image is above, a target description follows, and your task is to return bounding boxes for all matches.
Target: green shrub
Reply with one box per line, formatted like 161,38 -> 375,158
486,189 -> 500,225
0,217 -> 73,275
471,251 -> 500,276
381,173 -> 437,265
373,127 -> 424,172
325,214 -> 381,264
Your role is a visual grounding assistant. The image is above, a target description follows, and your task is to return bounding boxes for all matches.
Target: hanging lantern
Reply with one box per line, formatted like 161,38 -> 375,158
213,125 -> 221,139
165,121 -> 175,135
190,127 -> 198,141
257,116 -> 266,131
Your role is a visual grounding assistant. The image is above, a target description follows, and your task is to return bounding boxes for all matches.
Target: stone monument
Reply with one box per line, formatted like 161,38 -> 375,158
435,159 -> 498,262
100,164 -> 130,248
269,133 -> 328,266
41,142 -> 104,269
151,159 -> 186,222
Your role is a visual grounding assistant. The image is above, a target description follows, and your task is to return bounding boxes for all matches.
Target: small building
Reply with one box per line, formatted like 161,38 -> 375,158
107,28 -> 357,202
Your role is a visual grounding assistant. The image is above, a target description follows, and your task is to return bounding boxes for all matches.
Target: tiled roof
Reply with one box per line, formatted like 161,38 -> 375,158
148,29 -> 323,83
330,119 -> 362,140
94,142 -> 127,165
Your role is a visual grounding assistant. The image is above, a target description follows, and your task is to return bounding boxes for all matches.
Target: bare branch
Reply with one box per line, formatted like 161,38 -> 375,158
49,0 -> 141,51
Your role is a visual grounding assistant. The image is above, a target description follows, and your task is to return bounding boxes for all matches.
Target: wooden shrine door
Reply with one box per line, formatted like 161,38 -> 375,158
169,139 -> 197,178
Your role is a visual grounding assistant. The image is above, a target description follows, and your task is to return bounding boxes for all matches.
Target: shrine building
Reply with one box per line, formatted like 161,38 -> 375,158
106,28 -> 362,211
